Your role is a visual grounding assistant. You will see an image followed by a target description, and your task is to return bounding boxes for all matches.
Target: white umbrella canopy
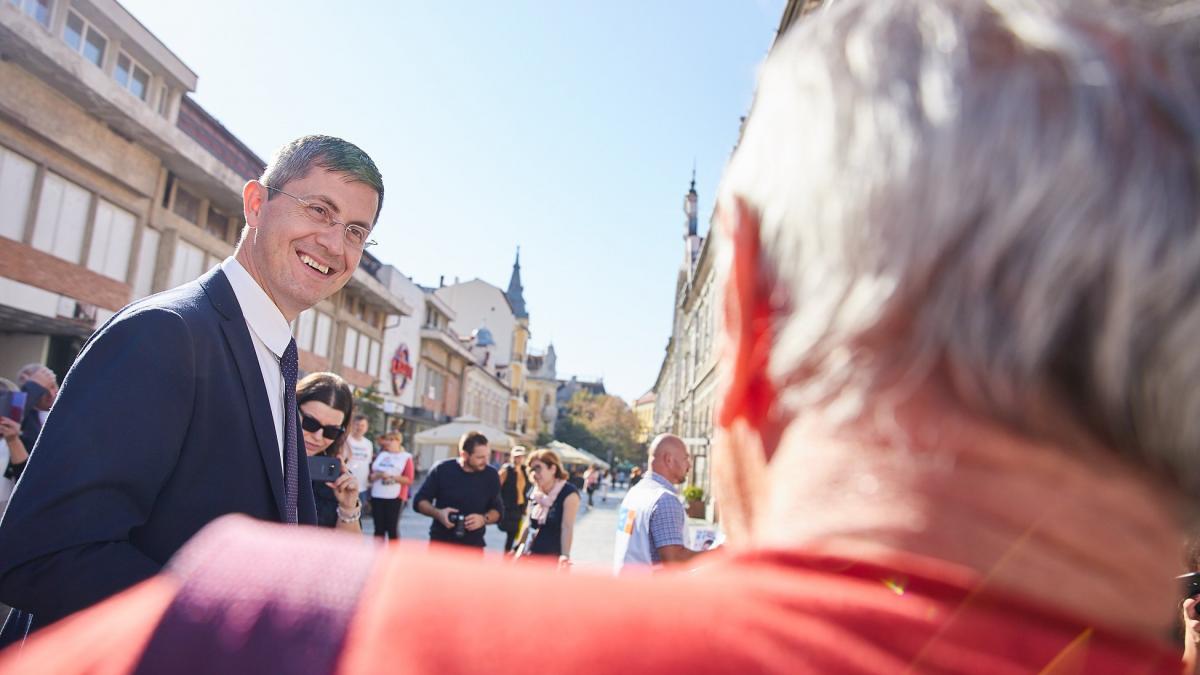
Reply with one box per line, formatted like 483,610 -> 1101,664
544,441 -> 610,471
412,416 -> 515,469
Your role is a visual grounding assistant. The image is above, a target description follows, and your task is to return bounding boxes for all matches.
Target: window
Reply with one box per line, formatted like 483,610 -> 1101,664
172,185 -> 200,224
157,84 -> 170,117
32,172 -> 89,263
114,52 -> 150,101
168,239 -> 203,288
204,207 -> 228,241
12,0 -> 51,28
343,327 -> 359,368
131,227 -> 160,300
422,369 -> 444,402
369,340 -> 381,377
0,146 -> 36,241
313,312 -> 332,358
355,333 -> 370,372
86,199 -> 135,281
63,10 -> 106,68
295,309 -> 316,352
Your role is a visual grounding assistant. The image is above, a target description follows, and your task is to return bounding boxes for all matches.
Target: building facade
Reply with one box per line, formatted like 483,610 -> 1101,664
651,175 -> 719,507
0,0 -> 409,394
632,391 -> 656,444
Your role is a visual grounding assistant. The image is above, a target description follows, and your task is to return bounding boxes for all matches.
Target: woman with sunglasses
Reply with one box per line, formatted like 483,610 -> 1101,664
297,372 -> 360,533
522,449 -> 580,567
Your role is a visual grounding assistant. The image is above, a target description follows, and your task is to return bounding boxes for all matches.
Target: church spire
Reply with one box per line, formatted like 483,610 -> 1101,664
506,247 -> 528,319
683,164 -> 698,238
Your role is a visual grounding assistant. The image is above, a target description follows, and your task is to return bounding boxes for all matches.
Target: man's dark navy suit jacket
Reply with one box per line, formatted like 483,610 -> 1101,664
0,267 -> 316,626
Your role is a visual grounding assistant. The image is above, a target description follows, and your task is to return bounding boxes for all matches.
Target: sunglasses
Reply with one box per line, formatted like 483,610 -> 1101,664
301,412 -> 344,441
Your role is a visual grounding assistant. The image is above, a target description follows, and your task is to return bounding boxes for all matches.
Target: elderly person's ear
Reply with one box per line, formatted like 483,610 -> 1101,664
716,197 -> 774,437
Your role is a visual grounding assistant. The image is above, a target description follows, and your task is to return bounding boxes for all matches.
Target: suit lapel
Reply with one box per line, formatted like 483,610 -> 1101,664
203,268 -> 287,520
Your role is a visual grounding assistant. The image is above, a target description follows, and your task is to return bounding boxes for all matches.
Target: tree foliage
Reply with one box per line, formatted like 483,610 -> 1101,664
353,385 -> 387,444
554,391 -> 645,467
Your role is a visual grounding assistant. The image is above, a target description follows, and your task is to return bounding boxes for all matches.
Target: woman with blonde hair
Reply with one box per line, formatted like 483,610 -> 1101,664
519,449 -> 580,567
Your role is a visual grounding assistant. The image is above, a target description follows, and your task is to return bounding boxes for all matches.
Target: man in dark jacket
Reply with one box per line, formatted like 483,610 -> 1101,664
496,446 -> 529,552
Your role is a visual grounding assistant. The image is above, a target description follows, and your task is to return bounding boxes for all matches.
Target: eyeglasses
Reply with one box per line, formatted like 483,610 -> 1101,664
301,412 -> 344,441
529,464 -> 546,473
263,185 -> 377,249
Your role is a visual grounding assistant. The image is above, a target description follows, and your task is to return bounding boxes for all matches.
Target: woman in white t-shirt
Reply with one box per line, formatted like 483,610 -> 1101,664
368,432 -> 413,541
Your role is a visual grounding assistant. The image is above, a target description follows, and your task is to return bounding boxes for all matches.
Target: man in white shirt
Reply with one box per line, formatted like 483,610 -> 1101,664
0,135 -> 385,630
613,434 -> 706,574
344,415 -> 374,520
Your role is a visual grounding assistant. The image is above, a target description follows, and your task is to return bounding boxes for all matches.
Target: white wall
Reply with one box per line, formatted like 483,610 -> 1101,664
434,280 -> 514,369
375,265 -> 425,409
0,333 -> 48,385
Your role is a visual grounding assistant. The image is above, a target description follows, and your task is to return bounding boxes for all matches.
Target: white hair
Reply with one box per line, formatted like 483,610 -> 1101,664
16,363 -> 47,385
720,0 -> 1200,492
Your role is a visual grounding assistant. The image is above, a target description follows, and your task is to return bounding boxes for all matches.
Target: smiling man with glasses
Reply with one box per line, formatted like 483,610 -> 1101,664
0,135 -> 384,638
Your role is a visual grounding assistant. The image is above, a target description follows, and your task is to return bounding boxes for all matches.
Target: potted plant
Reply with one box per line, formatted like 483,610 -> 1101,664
682,485 -> 706,519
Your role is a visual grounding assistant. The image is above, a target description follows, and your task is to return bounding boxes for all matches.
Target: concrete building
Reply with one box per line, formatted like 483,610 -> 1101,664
650,174 -> 718,505
632,391 -> 656,444
414,288 -> 471,424
0,0 -> 408,390
461,361 -> 509,431
525,343 -> 558,439
432,251 -> 550,444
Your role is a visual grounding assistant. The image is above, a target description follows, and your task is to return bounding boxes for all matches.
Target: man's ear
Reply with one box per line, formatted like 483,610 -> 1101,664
716,196 -> 775,432
243,180 -> 267,228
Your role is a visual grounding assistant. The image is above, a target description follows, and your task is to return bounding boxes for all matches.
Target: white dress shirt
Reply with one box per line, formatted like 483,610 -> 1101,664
220,257 -> 292,472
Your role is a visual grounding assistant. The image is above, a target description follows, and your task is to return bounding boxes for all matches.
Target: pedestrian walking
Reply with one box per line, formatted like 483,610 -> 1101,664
369,432 -> 412,541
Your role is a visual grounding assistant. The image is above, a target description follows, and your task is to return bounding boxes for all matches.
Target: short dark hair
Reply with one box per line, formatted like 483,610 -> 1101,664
460,431 -> 488,455
260,135 -> 384,225
353,414 -> 368,423
296,372 -> 354,458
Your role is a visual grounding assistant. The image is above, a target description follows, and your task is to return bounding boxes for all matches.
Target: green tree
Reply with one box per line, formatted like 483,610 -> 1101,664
555,391 -> 645,467
352,385 -> 386,444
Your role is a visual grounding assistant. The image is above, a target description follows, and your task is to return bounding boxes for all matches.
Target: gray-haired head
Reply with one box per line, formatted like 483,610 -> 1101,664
16,363 -> 48,385
720,0 -> 1200,496
260,135 -> 384,224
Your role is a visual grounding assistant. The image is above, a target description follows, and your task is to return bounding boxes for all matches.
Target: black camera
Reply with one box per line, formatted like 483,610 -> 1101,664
1180,572 -> 1200,599
447,512 -> 466,538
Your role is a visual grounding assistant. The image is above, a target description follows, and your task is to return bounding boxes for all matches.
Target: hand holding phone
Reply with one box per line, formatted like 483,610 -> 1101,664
0,390 -> 27,424
307,455 -> 341,483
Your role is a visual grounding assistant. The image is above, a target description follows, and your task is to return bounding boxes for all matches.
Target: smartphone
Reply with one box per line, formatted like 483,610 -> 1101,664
307,456 -> 340,483
0,391 -> 26,423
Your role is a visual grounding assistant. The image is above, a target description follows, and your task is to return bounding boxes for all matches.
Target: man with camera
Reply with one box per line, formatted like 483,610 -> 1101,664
413,431 -> 502,550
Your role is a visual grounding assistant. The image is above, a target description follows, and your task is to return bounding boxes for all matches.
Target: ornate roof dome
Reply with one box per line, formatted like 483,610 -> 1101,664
472,326 -> 495,347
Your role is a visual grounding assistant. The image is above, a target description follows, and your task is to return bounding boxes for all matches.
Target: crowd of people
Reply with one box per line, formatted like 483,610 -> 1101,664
6,0 -> 1200,671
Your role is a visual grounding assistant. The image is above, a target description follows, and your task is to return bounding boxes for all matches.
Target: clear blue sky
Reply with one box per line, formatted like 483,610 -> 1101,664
120,0 -> 785,403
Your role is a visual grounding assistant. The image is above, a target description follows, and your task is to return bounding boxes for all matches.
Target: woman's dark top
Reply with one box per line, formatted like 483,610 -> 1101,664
529,482 -> 579,557
312,457 -> 345,529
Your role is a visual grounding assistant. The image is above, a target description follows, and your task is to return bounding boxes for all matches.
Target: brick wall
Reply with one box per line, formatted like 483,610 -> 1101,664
0,237 -> 130,311
298,350 -> 331,375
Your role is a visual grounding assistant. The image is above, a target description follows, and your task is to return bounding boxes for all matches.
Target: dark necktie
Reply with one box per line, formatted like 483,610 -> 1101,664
281,338 -> 300,524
